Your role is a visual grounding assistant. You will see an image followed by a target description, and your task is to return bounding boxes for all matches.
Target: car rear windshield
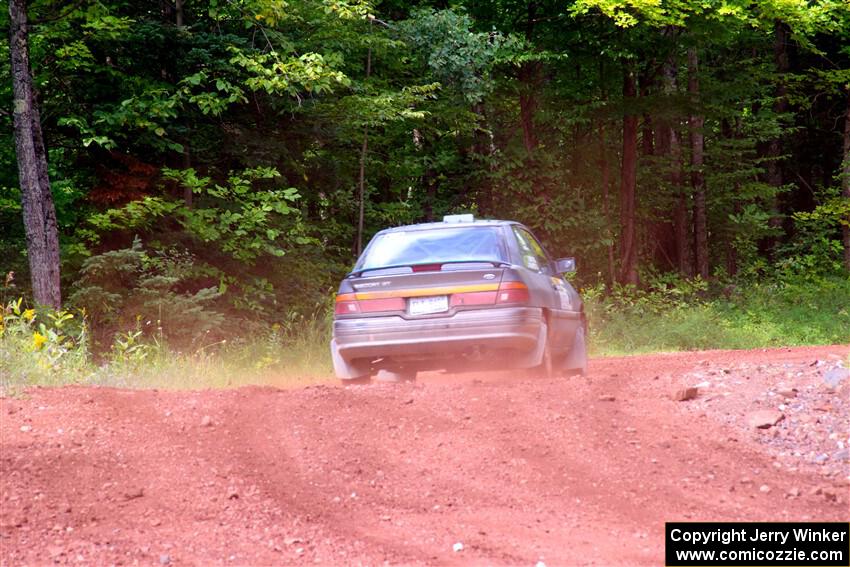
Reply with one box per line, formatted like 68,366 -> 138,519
357,226 -> 507,271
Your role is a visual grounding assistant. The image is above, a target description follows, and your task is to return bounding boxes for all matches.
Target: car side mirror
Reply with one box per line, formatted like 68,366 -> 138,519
555,257 -> 576,273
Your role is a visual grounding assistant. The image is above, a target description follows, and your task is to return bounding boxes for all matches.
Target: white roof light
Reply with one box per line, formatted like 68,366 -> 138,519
442,214 -> 474,223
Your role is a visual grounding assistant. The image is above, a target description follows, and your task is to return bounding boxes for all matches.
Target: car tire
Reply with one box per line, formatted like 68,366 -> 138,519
375,369 -> 417,383
564,322 -> 588,376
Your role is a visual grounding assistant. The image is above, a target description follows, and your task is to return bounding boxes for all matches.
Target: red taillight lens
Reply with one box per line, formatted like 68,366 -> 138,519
496,281 -> 529,304
335,293 -> 360,315
335,293 -> 405,314
450,291 -> 497,307
360,297 -> 405,312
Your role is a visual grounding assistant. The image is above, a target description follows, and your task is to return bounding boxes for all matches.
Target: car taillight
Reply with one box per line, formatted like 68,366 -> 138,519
360,297 -> 405,312
335,293 -> 360,314
450,291 -> 497,307
334,293 -> 405,314
496,281 -> 529,304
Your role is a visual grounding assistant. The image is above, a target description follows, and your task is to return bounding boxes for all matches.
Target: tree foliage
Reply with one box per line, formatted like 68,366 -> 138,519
1,0 -> 849,345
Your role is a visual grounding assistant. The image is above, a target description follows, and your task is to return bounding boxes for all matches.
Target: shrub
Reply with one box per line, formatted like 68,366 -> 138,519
68,237 -> 225,350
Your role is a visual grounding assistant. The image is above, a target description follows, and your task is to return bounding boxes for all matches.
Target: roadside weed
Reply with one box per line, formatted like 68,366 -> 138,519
0,299 -> 91,392
0,298 -> 332,392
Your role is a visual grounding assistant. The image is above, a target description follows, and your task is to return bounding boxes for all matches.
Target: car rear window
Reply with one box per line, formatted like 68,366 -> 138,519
358,226 -> 507,270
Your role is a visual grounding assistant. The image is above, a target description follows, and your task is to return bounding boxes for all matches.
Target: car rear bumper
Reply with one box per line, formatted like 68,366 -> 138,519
332,307 -> 545,375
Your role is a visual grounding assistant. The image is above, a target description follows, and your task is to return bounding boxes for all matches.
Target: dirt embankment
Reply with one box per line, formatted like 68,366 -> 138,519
1,345 -> 848,565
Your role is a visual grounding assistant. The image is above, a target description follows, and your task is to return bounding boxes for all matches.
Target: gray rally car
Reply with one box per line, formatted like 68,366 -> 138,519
331,215 -> 587,383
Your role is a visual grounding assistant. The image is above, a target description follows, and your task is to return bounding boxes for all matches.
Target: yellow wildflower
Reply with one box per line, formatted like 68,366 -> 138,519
23,309 -> 35,321
32,331 -> 47,350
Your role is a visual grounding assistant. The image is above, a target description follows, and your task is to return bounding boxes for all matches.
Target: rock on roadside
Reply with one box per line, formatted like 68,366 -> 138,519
747,410 -> 784,429
822,367 -> 849,389
672,387 -> 699,402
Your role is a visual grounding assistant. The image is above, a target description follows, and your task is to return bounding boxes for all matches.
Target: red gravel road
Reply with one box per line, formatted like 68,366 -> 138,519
2,345 -> 849,566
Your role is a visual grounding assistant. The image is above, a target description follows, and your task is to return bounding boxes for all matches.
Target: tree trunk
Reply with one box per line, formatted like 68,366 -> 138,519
518,1 -> 540,156
767,20 -> 789,190
182,142 -> 192,207
618,64 -> 639,286
764,20 -> 790,251
518,61 -> 541,155
424,163 -> 437,222
355,40 -> 372,257
843,89 -> 850,272
599,122 -> 615,289
721,119 -> 740,277
651,55 -> 680,273
688,47 -> 708,279
662,57 -> 690,276
674,195 -> 690,275
640,67 -> 655,157
727,203 -> 741,277
175,0 -> 184,27
356,125 -> 368,256
472,102 -> 494,216
9,0 -> 62,308
598,60 -> 615,289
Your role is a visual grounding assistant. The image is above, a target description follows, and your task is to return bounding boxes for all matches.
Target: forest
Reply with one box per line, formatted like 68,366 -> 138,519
1,0 -> 849,386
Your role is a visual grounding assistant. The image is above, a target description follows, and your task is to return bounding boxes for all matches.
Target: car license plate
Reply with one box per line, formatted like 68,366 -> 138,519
408,295 -> 449,315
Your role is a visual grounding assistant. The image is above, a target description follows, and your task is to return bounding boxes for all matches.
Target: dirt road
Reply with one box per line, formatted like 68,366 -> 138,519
2,346 -> 848,566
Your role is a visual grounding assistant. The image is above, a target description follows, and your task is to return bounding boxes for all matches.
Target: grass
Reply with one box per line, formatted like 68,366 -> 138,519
92,328 -> 334,390
2,274 -> 848,392
587,275 -> 850,356
0,301 -> 334,394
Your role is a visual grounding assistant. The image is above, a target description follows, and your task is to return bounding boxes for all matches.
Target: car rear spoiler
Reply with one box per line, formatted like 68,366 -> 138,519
348,260 -> 510,278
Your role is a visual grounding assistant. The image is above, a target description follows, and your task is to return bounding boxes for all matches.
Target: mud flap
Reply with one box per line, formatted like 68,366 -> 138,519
516,323 -> 547,369
331,339 -> 370,380
562,324 -> 587,376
